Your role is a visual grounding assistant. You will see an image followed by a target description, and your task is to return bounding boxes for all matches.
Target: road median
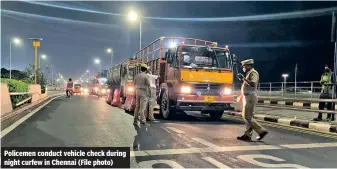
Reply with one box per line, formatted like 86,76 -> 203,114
224,111 -> 337,135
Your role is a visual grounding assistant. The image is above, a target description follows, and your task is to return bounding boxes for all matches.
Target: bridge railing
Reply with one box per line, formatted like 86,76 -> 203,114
234,81 -> 323,99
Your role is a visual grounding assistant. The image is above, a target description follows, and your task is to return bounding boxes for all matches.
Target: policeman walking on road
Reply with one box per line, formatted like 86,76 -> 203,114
134,64 -> 151,126
237,59 -> 268,141
314,65 -> 335,121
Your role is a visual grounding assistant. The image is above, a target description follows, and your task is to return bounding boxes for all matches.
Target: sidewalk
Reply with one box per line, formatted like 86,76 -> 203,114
225,106 -> 337,134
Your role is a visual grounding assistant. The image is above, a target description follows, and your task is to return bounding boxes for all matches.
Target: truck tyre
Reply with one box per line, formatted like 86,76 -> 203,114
160,92 -> 176,120
209,110 -> 224,120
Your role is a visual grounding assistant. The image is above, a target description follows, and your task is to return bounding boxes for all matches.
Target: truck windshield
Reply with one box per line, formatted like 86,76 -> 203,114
180,46 -> 219,68
214,49 -> 232,69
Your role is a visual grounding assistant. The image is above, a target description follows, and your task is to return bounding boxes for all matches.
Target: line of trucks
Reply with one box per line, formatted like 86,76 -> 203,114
89,37 -> 238,120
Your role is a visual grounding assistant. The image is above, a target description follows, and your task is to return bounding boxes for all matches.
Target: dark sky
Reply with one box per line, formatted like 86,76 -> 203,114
1,1 -> 337,82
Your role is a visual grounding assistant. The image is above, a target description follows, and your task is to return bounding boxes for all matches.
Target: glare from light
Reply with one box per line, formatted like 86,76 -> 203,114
128,11 -> 138,21
170,42 -> 176,48
41,54 -> 47,59
86,70 -> 89,72
95,59 -> 100,64
127,87 -> 134,92
224,88 -> 232,95
181,86 -> 191,93
107,48 -> 112,53
12,38 -> 21,45
282,74 -> 289,78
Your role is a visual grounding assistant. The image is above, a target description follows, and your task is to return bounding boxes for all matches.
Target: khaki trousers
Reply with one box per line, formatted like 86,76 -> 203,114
134,89 -> 148,123
242,94 -> 266,137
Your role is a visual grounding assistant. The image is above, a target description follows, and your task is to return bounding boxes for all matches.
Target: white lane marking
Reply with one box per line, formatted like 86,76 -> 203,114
228,157 -> 238,162
281,142 -> 337,149
237,154 -> 309,168
138,160 -> 185,168
1,95 -> 62,138
161,127 -> 173,134
130,145 -> 280,157
202,157 -> 231,168
130,142 -> 337,157
192,137 -> 219,148
165,127 -> 186,134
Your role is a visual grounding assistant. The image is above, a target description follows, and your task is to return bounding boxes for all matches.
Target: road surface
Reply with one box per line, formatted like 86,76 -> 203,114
2,94 -> 336,168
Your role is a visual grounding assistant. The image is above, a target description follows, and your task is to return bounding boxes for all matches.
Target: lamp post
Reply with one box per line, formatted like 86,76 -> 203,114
107,48 -> 113,67
94,58 -> 101,75
29,37 -> 43,84
282,74 -> 289,94
39,54 -> 47,69
9,37 -> 21,79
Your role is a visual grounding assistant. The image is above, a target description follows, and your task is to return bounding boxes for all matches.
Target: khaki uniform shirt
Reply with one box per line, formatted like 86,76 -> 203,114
241,68 -> 259,95
134,72 -> 150,91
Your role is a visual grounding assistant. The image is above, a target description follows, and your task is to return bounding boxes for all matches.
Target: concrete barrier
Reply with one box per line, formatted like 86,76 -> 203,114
0,84 -> 13,117
28,84 -> 41,102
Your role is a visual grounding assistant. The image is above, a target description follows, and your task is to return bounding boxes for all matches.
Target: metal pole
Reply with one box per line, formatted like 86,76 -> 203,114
295,63 -> 297,97
9,42 -> 12,79
311,81 -> 314,99
52,66 -> 54,87
39,56 -> 40,69
282,82 -> 284,96
111,51 -> 113,67
269,83 -> 272,97
34,45 -> 38,84
140,21 -> 142,50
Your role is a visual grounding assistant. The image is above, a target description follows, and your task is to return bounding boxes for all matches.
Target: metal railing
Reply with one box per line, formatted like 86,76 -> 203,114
9,92 -> 32,107
234,81 -> 324,99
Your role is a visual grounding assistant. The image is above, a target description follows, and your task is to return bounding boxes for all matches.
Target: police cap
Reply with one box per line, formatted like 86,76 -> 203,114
241,59 -> 254,66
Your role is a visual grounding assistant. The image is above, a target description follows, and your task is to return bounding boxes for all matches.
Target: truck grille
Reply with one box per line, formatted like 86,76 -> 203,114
191,83 -> 222,95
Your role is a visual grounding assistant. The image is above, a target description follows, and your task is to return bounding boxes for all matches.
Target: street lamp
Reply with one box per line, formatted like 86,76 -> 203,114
94,58 -> 101,75
9,37 -> 21,79
107,48 -> 113,67
282,74 -> 289,92
39,54 -> 47,69
128,11 -> 142,50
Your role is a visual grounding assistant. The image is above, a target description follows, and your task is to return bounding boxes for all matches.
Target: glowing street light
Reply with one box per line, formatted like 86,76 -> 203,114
95,59 -> 100,64
9,37 -> 22,79
39,54 -> 47,68
282,74 -> 289,93
106,48 -> 113,67
127,10 -> 142,50
128,11 -> 138,21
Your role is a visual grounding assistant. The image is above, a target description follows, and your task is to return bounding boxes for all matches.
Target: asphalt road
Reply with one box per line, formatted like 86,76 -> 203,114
2,94 -> 337,168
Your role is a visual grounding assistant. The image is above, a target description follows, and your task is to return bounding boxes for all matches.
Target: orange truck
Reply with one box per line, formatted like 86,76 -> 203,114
128,37 -> 237,120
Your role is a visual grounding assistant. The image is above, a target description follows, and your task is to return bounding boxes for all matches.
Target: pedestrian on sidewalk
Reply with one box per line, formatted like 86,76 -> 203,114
134,64 -> 151,126
236,59 -> 268,141
314,65 -> 335,121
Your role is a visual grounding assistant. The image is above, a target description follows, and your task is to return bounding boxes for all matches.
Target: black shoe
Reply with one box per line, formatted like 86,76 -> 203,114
313,117 -> 322,121
237,135 -> 251,141
140,122 -> 150,126
256,131 -> 268,141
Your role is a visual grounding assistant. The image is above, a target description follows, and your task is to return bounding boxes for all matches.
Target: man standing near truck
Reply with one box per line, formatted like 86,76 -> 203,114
237,59 -> 268,141
146,69 -> 158,122
314,65 -> 335,121
134,64 -> 151,126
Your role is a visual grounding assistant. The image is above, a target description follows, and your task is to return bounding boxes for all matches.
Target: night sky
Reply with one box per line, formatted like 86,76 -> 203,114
1,1 -> 337,83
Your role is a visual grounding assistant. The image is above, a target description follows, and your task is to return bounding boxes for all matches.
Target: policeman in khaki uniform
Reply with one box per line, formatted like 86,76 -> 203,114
134,64 -> 151,126
237,59 -> 268,141
314,65 -> 335,121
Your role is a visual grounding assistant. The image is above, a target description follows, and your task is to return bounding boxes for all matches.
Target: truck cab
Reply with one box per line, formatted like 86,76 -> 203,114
159,43 -> 236,120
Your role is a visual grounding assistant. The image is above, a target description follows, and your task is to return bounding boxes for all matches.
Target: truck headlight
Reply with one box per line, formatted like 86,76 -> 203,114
102,89 -> 106,93
84,88 -> 88,93
181,86 -> 191,94
127,87 -> 134,92
80,87 -> 83,91
223,88 -> 232,95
